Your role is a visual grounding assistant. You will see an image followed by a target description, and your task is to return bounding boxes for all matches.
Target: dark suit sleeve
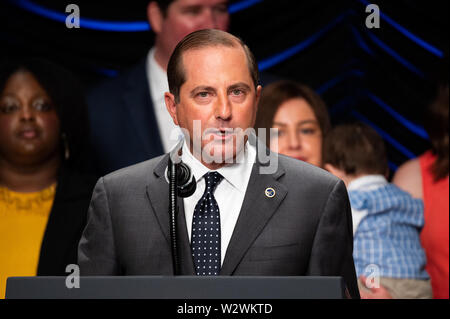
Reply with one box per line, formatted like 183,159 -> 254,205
306,179 -> 360,299
78,177 -> 120,275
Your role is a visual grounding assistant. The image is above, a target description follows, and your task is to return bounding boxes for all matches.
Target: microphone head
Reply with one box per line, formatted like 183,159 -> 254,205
176,162 -> 191,185
166,162 -> 197,198
176,163 -> 197,198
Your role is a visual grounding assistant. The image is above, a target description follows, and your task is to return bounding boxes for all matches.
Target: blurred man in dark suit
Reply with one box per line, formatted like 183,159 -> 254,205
87,0 -> 230,175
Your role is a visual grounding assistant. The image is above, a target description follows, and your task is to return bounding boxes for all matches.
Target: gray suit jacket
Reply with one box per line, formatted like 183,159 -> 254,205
78,152 -> 359,298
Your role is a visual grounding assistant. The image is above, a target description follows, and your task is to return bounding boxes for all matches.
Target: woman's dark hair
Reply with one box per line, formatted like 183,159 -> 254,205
254,80 -> 331,148
424,84 -> 449,181
0,57 -> 91,172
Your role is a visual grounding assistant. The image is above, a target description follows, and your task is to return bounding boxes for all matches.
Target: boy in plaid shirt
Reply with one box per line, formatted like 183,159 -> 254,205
323,122 -> 432,299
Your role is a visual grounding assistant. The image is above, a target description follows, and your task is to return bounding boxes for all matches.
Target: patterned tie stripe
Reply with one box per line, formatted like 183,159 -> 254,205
191,171 -> 223,276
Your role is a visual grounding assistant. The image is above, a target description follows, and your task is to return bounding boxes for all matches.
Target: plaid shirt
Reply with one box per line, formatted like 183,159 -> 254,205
348,177 -> 429,279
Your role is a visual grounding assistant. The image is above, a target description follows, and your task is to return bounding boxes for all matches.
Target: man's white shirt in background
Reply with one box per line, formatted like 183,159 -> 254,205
147,47 -> 184,153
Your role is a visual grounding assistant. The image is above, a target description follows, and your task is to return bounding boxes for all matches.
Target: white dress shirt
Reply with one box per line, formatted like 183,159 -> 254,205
347,174 -> 388,235
146,48 -> 184,153
180,140 -> 256,265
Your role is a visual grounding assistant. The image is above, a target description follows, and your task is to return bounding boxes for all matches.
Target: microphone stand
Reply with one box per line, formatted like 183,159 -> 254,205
167,139 -> 196,276
168,156 -> 181,276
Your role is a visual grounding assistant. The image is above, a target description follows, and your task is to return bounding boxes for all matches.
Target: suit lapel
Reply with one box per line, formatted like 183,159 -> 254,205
122,59 -> 163,159
146,156 -> 171,243
220,159 -> 288,275
146,155 -> 195,275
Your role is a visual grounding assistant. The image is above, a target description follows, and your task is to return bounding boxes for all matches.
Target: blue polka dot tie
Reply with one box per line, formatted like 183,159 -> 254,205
191,171 -> 224,276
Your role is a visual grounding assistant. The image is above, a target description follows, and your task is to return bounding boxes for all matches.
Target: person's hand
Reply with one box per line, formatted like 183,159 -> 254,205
359,275 -> 393,299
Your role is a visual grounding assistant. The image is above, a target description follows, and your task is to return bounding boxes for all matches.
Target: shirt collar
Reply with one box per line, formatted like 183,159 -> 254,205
348,174 -> 388,191
180,140 -> 256,193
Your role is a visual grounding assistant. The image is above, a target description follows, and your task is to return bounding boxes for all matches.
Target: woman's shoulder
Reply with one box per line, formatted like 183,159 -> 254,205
392,158 -> 422,199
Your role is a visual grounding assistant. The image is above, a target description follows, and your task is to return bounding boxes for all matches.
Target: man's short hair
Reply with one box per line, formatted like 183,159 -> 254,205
323,122 -> 389,176
152,0 -> 175,16
167,29 -> 259,103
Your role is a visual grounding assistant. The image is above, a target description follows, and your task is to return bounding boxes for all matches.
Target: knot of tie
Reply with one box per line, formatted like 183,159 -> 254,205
203,171 -> 224,195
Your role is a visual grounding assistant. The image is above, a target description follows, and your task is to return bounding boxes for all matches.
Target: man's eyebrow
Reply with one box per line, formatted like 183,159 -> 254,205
216,1 -> 229,8
182,4 -> 202,10
182,1 -> 227,11
190,86 -> 216,97
228,83 -> 252,91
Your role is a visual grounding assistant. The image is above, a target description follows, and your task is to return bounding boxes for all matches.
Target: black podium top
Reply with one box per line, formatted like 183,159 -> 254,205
6,276 -> 346,299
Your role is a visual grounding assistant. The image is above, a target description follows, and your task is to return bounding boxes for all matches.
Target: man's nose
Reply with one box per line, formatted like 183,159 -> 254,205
215,94 -> 232,121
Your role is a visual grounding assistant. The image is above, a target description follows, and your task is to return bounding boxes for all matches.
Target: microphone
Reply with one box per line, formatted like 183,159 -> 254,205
169,161 -> 197,198
166,138 -> 197,198
166,138 -> 196,275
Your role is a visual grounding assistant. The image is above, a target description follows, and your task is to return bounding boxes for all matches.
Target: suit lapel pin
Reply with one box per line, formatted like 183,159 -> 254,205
265,187 -> 276,198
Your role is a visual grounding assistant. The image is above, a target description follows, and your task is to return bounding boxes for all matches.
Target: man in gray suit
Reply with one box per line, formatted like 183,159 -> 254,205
78,29 -> 359,298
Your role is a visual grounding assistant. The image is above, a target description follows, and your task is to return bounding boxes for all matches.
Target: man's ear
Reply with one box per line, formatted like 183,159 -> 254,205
147,1 -> 164,34
255,85 -> 262,109
165,92 -> 179,126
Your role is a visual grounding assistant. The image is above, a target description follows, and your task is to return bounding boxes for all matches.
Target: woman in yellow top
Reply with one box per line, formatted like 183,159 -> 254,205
0,58 -> 97,298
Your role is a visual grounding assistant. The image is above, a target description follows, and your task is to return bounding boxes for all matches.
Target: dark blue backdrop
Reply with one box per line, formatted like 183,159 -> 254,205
0,0 -> 448,173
